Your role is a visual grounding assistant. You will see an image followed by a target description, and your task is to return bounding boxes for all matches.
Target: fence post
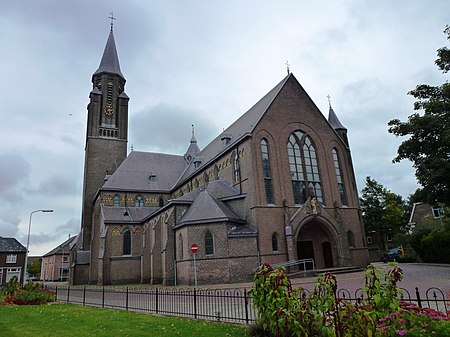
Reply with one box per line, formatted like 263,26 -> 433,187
102,286 -> 105,308
244,289 -> 249,324
83,286 -> 86,306
156,288 -> 159,314
55,286 -> 58,302
67,286 -> 70,303
415,287 -> 422,308
126,287 -> 129,311
194,288 -> 197,319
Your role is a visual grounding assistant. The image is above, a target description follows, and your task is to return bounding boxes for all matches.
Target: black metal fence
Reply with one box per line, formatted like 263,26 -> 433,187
45,285 -> 448,324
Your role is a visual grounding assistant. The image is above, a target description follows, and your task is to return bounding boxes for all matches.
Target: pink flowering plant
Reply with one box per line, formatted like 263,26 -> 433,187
251,263 -> 449,337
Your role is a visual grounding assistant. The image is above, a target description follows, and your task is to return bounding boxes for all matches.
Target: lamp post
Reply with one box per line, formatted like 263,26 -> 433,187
24,209 -> 53,285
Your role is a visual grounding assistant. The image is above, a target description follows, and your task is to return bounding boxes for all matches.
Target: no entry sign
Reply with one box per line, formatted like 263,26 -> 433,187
191,243 -> 199,253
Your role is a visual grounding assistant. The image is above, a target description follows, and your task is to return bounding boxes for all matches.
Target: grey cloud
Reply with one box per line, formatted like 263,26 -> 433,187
130,103 -> 219,154
28,175 -> 78,196
0,153 -> 30,205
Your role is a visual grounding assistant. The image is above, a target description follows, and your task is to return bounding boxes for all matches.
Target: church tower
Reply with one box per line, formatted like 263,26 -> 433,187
80,26 -> 129,250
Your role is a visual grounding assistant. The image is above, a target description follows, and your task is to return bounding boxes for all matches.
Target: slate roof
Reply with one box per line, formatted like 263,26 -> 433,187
328,105 -> 346,130
102,151 -> 187,192
43,236 -> 77,257
101,205 -> 159,224
0,237 -> 26,252
176,190 -> 245,227
175,74 -> 292,185
94,29 -> 125,80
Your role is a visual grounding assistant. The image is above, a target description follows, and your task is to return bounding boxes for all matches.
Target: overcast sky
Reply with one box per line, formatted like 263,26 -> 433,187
0,1 -> 448,256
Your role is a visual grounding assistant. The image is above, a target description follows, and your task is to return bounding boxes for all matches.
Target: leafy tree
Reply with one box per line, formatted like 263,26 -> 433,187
360,177 -> 406,250
27,258 -> 41,278
388,26 -> 450,204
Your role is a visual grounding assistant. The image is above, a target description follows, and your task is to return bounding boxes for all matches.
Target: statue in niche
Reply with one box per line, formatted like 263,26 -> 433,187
310,197 -> 318,215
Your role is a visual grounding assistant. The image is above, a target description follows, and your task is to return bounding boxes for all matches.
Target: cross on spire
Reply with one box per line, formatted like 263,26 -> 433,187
285,61 -> 290,75
327,94 -> 332,108
109,12 -> 116,31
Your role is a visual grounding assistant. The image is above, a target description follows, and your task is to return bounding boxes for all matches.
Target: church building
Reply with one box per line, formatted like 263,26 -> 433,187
70,27 -> 369,285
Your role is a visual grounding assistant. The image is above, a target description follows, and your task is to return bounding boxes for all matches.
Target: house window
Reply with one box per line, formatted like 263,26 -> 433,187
62,256 -> 69,263
205,230 -> 214,256
432,207 -> 444,218
287,131 -> 323,205
6,254 -> 17,264
367,236 -> 373,244
149,175 -> 157,183
123,229 -> 131,255
113,194 -> 120,207
135,195 -> 144,207
232,152 -> 241,184
271,233 -> 279,252
261,139 -> 274,204
332,148 -> 348,206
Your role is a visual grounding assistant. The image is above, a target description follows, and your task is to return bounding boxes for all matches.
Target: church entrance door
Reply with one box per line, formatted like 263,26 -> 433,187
322,242 -> 333,268
297,240 -> 314,270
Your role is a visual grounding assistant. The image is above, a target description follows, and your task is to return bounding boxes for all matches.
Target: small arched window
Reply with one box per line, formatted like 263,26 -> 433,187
347,231 -> 355,248
113,194 -> 121,207
271,233 -> 279,252
213,165 -> 219,180
232,152 -> 241,184
123,229 -> 131,255
159,197 -> 165,207
205,230 -> 214,256
135,195 -> 144,207
178,233 -> 183,259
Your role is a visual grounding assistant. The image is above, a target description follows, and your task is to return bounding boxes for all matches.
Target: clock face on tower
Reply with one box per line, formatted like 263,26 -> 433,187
104,104 -> 115,115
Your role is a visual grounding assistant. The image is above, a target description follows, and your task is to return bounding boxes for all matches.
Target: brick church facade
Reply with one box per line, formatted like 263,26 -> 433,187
70,27 -> 369,286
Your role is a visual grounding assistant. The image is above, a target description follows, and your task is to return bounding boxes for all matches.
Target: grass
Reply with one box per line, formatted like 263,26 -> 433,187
0,303 -> 250,337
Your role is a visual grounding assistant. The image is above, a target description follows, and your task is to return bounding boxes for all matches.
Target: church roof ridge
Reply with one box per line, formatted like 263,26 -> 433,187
94,29 -> 125,79
175,73 -> 293,185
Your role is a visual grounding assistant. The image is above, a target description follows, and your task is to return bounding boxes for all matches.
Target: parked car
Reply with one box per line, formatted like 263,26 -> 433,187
380,247 -> 401,262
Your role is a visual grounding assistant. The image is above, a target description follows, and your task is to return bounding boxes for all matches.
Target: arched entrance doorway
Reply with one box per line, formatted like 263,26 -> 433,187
296,220 -> 337,269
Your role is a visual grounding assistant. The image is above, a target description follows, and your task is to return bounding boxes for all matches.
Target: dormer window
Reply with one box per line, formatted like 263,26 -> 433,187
221,133 -> 232,147
149,175 -> 157,183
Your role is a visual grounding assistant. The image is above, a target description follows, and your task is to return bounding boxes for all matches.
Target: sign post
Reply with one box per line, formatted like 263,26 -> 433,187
191,243 -> 198,287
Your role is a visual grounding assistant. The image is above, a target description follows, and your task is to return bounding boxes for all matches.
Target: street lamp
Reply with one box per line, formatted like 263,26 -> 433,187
24,209 -> 53,285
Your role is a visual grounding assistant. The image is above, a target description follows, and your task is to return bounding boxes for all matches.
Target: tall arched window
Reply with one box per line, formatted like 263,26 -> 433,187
113,194 -> 121,207
287,131 -> 323,204
232,152 -> 241,184
261,139 -> 274,204
332,148 -> 348,206
123,229 -> 131,255
135,195 -> 144,207
271,233 -> 279,252
205,230 -> 214,256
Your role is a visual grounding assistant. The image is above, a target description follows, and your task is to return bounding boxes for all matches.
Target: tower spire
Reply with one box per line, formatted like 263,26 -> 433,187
93,25 -> 124,80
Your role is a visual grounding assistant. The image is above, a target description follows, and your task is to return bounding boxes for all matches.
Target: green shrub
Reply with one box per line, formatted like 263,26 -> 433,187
251,263 -> 449,337
13,289 -> 55,305
1,278 -> 55,305
1,276 -> 21,298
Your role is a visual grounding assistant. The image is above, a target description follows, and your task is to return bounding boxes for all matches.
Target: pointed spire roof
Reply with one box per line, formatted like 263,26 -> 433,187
328,104 -> 346,131
184,125 -> 201,162
94,28 -> 124,80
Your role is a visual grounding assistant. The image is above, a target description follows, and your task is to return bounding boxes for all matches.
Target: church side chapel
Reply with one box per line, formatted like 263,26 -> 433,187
70,25 -> 369,286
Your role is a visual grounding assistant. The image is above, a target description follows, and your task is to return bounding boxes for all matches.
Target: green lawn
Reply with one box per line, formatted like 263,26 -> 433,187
0,303 -> 250,337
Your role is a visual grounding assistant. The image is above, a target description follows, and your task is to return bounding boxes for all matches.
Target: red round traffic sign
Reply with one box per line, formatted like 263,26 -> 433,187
191,243 -> 199,253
